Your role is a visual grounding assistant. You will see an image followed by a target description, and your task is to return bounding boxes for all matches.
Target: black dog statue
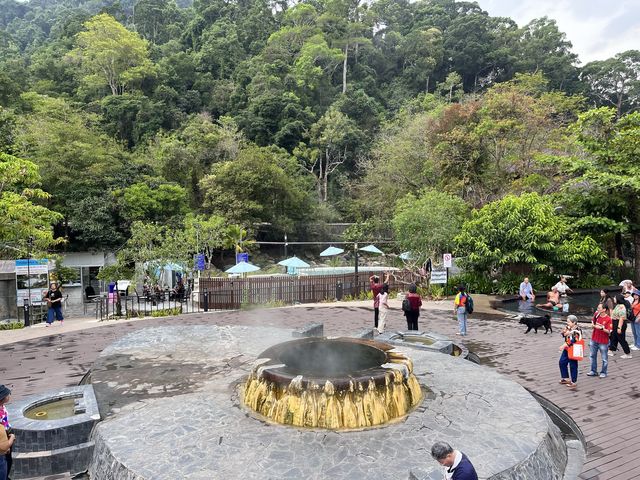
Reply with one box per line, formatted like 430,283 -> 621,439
519,314 -> 553,334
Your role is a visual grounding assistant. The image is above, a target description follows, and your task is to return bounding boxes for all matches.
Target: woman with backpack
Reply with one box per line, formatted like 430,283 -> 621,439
454,285 -> 472,336
403,284 -> 422,331
609,294 -> 632,358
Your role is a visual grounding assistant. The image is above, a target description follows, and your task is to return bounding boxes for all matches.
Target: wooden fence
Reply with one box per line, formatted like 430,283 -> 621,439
199,272 -> 413,310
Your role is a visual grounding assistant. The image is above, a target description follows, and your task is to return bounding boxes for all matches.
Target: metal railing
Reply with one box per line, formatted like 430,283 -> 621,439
93,291 -> 203,321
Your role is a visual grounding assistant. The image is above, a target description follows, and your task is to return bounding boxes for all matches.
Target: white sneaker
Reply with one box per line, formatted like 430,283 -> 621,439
608,351 -> 615,357
620,354 -> 633,359
630,345 -> 639,351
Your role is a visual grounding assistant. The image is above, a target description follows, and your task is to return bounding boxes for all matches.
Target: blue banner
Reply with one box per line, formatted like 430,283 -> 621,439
236,252 -> 249,264
195,253 -> 206,271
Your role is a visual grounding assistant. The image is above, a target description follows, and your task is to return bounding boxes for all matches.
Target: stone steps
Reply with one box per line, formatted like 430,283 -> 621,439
12,442 -> 94,479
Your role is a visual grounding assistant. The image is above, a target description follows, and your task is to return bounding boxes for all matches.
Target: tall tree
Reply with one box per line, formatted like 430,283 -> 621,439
581,50 -> 640,118
298,105 -> 364,202
555,108 -> 640,281
69,13 -> 155,95
0,153 -> 63,258
516,17 -> 578,91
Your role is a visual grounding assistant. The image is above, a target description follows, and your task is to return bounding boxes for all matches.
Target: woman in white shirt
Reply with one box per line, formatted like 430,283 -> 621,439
554,276 -> 573,296
376,284 -> 390,334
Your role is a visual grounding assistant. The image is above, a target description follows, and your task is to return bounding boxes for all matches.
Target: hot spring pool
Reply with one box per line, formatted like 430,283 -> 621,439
499,292 -> 602,320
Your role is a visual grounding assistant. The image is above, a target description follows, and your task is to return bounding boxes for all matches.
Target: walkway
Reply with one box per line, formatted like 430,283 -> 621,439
1,300 -> 638,479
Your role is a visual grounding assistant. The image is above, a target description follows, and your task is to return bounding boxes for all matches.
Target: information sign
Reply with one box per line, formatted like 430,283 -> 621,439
430,269 -> 448,284
16,259 -> 49,306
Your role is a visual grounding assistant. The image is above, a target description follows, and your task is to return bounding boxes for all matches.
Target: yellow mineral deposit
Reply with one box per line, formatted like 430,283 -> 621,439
342,381 -> 359,429
241,349 -> 423,430
319,381 -> 342,429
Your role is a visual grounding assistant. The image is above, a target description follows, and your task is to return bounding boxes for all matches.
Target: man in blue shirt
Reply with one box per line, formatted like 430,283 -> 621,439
431,441 -> 478,480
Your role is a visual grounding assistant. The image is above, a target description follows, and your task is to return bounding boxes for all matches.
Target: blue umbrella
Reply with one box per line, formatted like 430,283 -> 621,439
225,261 -> 261,274
320,246 -> 345,257
359,244 -> 383,254
277,256 -> 310,268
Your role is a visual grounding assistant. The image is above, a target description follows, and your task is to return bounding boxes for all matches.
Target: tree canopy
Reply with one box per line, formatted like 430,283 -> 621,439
0,0 -> 638,283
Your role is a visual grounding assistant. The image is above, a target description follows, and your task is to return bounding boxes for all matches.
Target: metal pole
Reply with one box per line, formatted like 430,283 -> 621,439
25,236 -> 33,326
354,243 -> 359,296
284,233 -> 288,258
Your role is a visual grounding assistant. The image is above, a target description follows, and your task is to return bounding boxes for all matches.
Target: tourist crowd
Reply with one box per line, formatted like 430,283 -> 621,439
519,276 -> 640,388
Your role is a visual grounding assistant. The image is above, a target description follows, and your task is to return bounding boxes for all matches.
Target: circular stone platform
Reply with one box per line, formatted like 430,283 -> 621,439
88,325 -> 567,480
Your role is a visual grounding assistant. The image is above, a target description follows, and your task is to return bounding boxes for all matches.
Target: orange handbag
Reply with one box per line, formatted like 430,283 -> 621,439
568,336 -> 585,361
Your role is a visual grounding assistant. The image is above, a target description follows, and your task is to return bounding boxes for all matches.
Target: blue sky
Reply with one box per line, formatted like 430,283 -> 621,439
478,0 -> 640,63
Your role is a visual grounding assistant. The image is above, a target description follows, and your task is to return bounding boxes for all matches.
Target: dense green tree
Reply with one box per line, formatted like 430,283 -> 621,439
14,93 -> 135,248
115,180 -> 188,225
0,153 -> 63,258
553,108 -> 640,280
200,145 -> 314,235
581,50 -> 640,117
515,17 -> 578,91
70,13 -> 156,95
455,193 -> 606,274
298,105 -> 364,202
393,189 -> 468,261
133,0 -> 184,45
148,114 -> 243,205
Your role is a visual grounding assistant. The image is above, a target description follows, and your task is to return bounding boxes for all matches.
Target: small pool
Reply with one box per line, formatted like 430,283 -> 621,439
25,397 -> 78,420
500,292 -> 601,320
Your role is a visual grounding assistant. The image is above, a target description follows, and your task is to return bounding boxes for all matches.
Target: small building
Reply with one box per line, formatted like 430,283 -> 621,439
0,252 -> 116,321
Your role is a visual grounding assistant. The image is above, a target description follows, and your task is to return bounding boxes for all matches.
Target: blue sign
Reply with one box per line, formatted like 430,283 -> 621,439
195,253 -> 206,271
236,253 -> 249,264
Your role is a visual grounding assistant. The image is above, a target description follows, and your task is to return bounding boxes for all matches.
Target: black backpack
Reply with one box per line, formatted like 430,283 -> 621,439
626,303 -> 635,322
465,293 -> 474,314
402,297 -> 412,312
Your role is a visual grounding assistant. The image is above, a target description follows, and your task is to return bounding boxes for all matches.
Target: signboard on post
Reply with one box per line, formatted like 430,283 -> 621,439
194,253 -> 206,271
430,269 -> 448,284
443,253 -> 452,268
16,259 -> 49,306
236,252 -> 249,264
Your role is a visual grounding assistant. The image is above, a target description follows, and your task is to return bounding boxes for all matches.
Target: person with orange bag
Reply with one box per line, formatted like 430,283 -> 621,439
558,315 -> 582,389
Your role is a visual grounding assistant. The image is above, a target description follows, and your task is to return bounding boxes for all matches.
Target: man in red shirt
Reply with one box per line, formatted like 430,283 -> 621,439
587,303 -> 613,378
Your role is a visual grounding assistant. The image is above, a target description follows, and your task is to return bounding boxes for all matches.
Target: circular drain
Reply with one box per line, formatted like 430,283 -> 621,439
34,411 -> 47,418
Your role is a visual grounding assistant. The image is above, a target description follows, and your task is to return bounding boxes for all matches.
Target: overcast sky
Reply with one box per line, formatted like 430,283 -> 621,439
478,0 -> 640,64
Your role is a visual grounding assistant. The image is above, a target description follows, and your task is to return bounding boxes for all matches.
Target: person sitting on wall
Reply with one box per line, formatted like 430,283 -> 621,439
171,280 -> 185,300
536,286 -> 562,309
84,284 -> 96,300
519,277 -> 535,301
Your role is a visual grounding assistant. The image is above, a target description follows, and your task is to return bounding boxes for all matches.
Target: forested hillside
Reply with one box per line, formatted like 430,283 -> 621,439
1,0 -> 640,282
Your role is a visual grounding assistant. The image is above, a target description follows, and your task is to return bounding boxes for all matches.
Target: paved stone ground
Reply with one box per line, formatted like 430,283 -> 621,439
1,301 -> 639,479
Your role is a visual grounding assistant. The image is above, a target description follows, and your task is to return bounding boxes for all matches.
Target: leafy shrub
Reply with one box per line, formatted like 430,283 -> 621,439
494,272 -> 524,295
448,273 -> 493,294
574,273 -> 615,289
0,322 -> 24,330
427,285 -> 446,300
150,307 -> 182,317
